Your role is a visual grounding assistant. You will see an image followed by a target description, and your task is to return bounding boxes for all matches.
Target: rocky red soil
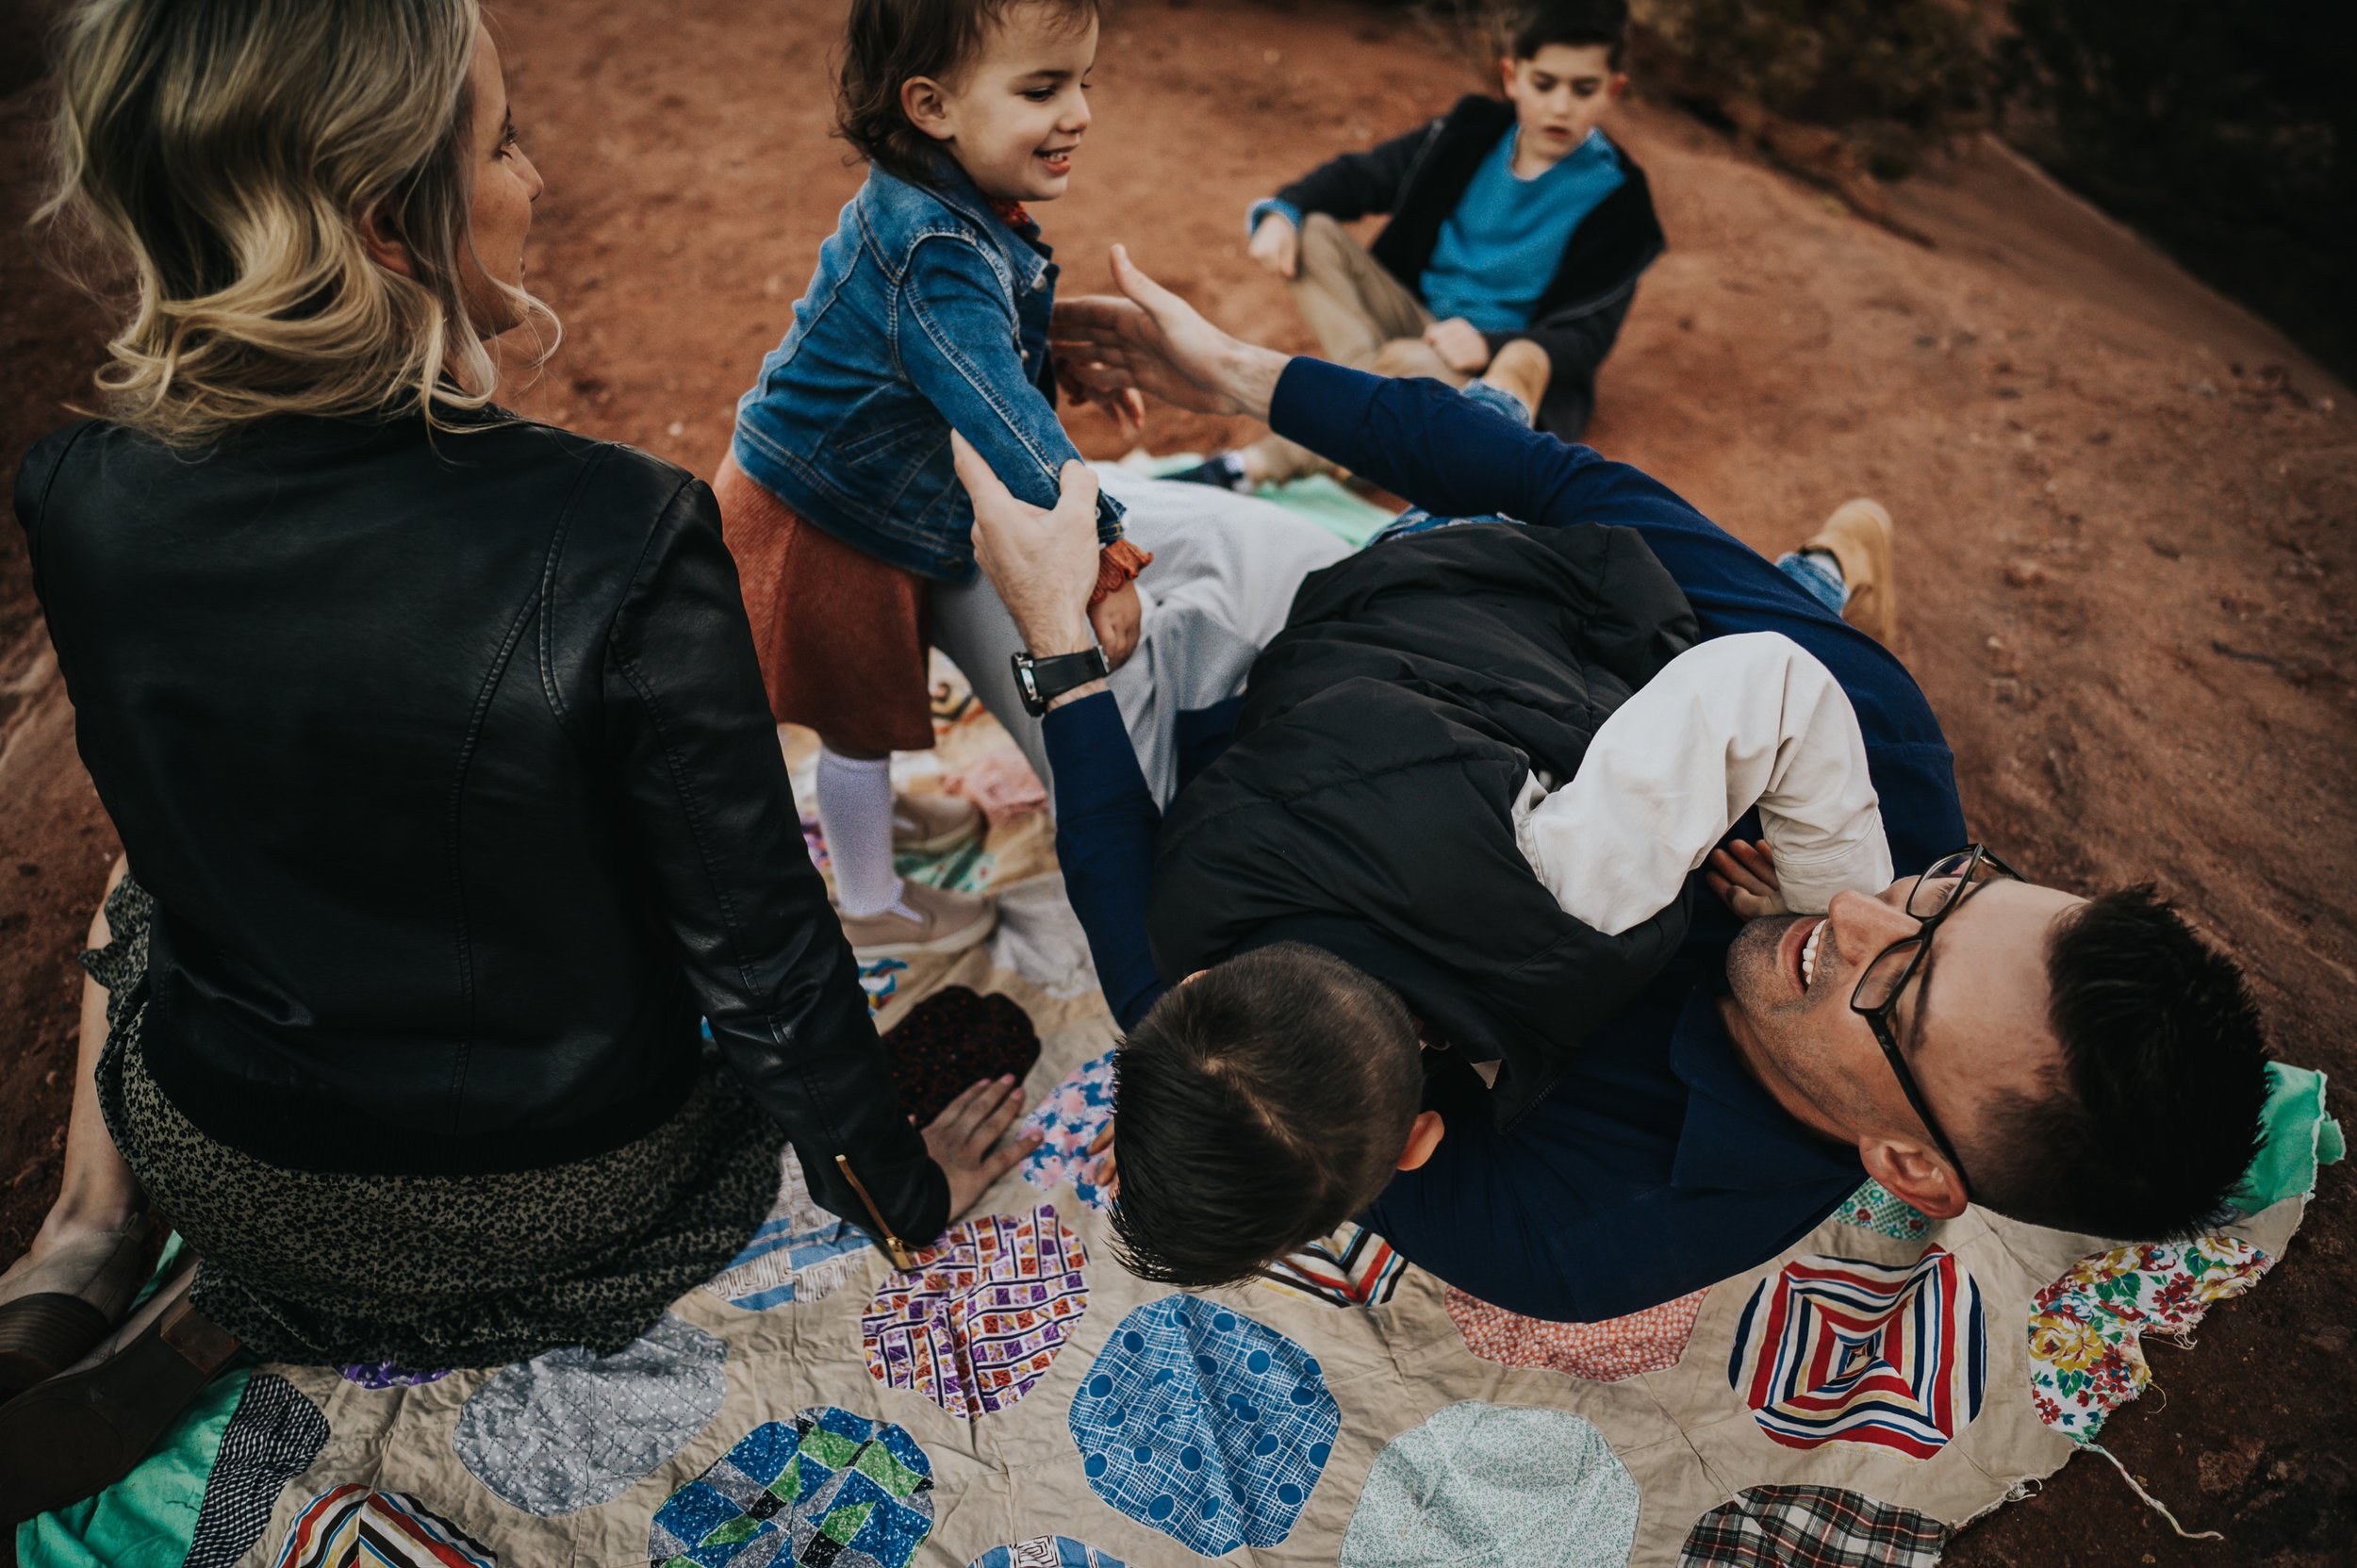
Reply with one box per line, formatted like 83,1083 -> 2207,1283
3,2 -> 2350,1561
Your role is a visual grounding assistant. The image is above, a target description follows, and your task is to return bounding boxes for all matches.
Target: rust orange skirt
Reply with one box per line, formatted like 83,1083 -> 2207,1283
712,452 -> 935,754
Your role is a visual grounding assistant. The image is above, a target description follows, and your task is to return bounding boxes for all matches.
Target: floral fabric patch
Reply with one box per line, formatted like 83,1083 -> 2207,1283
1728,1247 -> 1986,1460
863,1204 -> 1088,1419
1340,1403 -> 1639,1567
1019,1048 -> 1115,1212
701,1148 -> 873,1312
1677,1484 -> 1948,1567
338,1361 -> 451,1390
1830,1178 -> 1931,1243
1448,1286 -> 1707,1382
1067,1295 -> 1338,1554
647,1408 -> 933,1568
2026,1235 -> 2272,1442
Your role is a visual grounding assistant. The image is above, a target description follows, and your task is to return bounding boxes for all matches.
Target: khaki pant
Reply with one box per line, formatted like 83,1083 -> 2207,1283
1244,212 -> 1472,484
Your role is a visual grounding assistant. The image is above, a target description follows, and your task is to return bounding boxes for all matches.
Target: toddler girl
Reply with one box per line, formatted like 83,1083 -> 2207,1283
717,0 -> 1146,958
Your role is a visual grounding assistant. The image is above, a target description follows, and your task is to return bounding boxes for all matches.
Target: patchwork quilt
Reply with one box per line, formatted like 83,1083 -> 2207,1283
19,652 -> 2337,1568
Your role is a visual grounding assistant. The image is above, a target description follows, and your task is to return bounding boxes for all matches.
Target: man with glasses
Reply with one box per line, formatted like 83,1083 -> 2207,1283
956,249 -> 2271,1322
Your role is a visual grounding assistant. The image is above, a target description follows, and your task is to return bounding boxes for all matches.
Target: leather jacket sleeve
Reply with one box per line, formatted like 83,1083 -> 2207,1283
602,475 -> 949,1247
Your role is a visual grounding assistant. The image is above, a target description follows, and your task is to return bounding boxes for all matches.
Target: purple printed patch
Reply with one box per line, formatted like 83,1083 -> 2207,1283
863,1204 -> 1089,1419
338,1361 -> 451,1390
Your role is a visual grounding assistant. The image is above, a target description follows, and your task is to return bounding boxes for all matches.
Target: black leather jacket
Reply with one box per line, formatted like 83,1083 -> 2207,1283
15,409 -> 948,1246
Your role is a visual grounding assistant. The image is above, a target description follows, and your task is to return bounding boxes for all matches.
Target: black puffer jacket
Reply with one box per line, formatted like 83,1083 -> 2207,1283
15,411 -> 945,1245
1146,521 -> 1698,1127
1274,94 -> 1666,441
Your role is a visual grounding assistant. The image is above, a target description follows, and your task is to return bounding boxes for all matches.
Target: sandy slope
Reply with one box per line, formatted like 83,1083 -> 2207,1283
1,1 -> 2349,1560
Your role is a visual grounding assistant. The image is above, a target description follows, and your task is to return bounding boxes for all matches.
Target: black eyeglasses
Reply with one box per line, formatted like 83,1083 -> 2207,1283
1851,843 -> 2023,1200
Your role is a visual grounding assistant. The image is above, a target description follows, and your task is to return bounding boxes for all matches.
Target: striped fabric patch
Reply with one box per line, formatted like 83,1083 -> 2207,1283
186,1373 -> 331,1568
1255,1224 -> 1406,1310
272,1485 -> 496,1567
1727,1247 -> 1986,1460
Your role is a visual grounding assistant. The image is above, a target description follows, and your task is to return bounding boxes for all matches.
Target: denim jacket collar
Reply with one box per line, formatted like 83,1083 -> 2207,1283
861,157 -> 1055,294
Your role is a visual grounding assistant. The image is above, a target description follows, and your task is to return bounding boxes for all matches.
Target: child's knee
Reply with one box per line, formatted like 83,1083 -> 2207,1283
1294,211 -> 1350,269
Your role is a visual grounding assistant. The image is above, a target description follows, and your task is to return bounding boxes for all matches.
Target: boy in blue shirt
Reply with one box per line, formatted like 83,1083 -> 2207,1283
1173,0 -> 1664,489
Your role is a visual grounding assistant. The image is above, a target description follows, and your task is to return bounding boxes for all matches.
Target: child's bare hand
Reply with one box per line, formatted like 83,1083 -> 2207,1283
1247,213 -> 1299,279
1424,317 -> 1493,374
1089,577 -> 1142,669
1705,837 -> 1791,919
1059,365 -> 1147,443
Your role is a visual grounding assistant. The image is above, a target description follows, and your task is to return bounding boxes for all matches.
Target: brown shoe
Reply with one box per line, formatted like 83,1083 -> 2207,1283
1801,499 -> 1898,645
891,792 -> 984,856
838,881 -> 997,961
0,1213 -> 163,1398
0,1261 -> 240,1516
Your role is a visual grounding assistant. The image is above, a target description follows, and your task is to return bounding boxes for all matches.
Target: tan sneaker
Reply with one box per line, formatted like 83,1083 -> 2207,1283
839,880 -> 997,960
1802,499 -> 1898,645
891,792 -> 984,856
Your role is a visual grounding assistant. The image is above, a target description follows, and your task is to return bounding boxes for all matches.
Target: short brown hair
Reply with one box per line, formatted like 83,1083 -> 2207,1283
835,0 -> 1098,186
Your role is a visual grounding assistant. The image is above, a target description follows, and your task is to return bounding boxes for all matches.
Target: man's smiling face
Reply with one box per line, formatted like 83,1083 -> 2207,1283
1718,872 -> 2085,1217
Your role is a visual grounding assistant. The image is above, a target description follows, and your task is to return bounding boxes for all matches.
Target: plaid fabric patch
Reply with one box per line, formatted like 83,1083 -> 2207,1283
1679,1485 -> 1948,1567
647,1407 -> 933,1568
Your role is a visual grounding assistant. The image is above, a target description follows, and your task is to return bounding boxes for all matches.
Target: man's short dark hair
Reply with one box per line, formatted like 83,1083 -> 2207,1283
1109,943 -> 1424,1287
1971,886 -> 2268,1238
1510,0 -> 1629,68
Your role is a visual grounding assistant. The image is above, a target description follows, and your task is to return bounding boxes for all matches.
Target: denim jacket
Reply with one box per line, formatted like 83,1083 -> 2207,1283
731,161 -> 1124,584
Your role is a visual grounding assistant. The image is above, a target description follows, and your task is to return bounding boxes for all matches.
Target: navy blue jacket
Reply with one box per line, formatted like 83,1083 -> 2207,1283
1044,359 -> 1967,1320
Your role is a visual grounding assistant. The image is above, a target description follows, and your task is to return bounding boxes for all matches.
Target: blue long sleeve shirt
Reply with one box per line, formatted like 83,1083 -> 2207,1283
1045,358 -> 1967,1319
1421,128 -> 1626,334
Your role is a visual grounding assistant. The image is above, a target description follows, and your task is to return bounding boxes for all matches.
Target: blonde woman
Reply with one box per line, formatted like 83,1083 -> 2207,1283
0,0 -> 1032,1511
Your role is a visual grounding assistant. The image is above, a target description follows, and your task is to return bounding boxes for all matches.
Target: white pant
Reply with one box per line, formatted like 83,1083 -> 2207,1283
925,468 -> 1351,809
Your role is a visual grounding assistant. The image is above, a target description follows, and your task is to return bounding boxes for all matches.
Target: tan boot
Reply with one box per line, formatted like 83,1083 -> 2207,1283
837,880 -> 997,961
890,792 -> 983,856
1801,500 -> 1898,645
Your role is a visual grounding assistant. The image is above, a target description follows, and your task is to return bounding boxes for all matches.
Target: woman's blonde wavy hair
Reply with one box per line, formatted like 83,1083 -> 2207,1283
37,0 -> 557,446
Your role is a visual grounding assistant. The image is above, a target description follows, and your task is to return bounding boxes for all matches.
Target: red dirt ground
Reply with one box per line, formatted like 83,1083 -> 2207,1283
3,2 -> 2351,1561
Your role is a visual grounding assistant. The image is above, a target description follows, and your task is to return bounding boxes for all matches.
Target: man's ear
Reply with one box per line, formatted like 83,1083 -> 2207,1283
359,205 -> 416,278
900,75 -> 957,144
1496,56 -> 1519,95
1396,1109 -> 1445,1172
1859,1137 -> 1968,1221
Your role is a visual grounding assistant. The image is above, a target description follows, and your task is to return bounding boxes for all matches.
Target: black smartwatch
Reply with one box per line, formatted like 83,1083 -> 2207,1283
1011,647 -> 1109,717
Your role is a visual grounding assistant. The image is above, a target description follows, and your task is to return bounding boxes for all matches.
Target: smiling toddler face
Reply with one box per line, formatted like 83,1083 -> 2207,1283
931,1 -> 1098,203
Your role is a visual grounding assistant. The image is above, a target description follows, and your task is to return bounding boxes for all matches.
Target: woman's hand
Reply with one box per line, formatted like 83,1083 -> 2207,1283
950,434 -> 1101,660
1705,837 -> 1792,920
1424,317 -> 1493,374
921,1076 -> 1042,1223
1247,212 -> 1299,279
1090,577 -> 1143,669
1051,245 -> 1289,421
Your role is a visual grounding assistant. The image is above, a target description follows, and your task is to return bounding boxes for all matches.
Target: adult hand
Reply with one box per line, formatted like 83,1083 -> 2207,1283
1705,837 -> 1793,920
921,1075 -> 1041,1223
1247,212 -> 1299,279
1051,244 -> 1289,421
1089,576 -> 1143,669
949,433 -> 1100,663
1424,316 -> 1493,374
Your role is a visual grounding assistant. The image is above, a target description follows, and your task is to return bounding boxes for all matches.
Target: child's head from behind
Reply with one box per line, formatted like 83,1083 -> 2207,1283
837,0 -> 1098,203
1501,0 -> 1629,162
1109,943 -> 1432,1287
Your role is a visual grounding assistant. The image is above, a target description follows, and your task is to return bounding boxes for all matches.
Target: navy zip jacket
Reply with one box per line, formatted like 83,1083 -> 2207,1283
1256,95 -> 1666,441
1042,360 -> 1967,1321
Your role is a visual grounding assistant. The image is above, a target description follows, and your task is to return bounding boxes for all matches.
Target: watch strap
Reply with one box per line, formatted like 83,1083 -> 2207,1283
1013,647 -> 1110,716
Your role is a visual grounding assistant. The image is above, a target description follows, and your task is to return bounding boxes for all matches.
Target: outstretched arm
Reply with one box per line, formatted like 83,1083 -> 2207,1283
948,437 -> 1170,1031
